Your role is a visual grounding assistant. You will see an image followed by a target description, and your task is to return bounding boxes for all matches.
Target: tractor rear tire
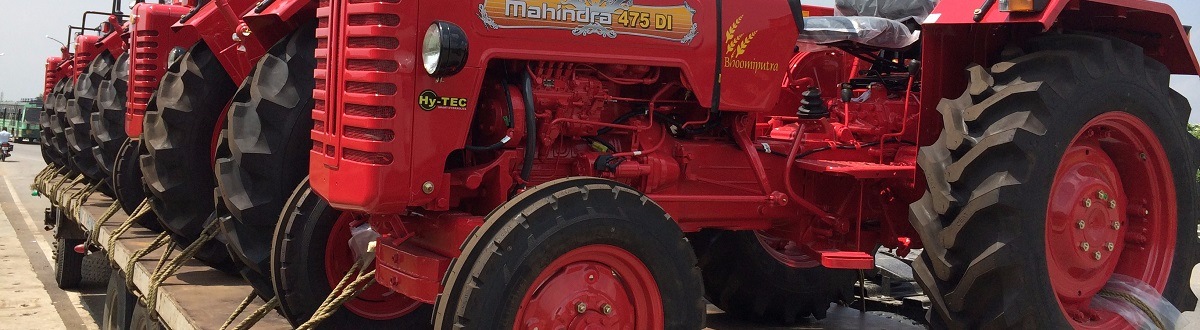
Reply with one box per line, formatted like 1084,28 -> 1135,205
103,270 -> 137,330
92,52 -> 130,178
41,110 -> 65,166
435,178 -> 706,329
218,23 -> 316,300
140,41 -> 238,273
690,230 -> 856,324
911,33 -> 1199,328
68,51 -> 114,183
271,179 -> 432,328
112,139 -> 161,231
54,238 -> 85,289
50,79 -> 74,168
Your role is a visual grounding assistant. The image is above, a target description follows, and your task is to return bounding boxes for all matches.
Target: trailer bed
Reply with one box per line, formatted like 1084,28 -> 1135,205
70,196 -> 290,330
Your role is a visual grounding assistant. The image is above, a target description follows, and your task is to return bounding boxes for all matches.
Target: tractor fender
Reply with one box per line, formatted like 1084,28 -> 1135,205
926,0 -> 1198,75
171,0 -> 265,82
241,0 -> 316,39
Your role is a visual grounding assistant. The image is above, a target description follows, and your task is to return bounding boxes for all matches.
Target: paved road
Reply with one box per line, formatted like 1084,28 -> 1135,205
0,142 -> 104,330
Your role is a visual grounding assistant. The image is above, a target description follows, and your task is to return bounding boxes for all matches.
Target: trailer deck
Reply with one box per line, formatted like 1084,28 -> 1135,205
64,193 -> 291,329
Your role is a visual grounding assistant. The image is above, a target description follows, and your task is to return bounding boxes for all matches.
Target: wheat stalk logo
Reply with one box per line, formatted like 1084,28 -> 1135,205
725,16 -> 743,55
736,31 -> 755,58
724,15 -> 755,59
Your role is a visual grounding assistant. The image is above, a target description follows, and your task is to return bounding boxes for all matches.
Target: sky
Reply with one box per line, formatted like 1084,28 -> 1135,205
0,0 -> 1197,121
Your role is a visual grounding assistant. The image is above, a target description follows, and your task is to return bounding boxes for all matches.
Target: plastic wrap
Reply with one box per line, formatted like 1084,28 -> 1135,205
798,16 -> 918,49
835,0 -> 938,20
348,223 -> 381,262
1090,274 -> 1187,330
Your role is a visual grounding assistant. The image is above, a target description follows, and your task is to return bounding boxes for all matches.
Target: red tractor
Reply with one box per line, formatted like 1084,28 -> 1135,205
255,0 -> 1200,328
123,0 -> 318,297
62,0 -> 317,278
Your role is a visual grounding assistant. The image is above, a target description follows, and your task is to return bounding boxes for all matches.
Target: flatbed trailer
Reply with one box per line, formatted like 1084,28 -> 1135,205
37,171 -> 926,329
42,172 -> 291,330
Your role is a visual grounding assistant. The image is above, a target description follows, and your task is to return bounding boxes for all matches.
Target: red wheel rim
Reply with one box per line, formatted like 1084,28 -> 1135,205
1045,112 -> 1176,328
754,231 -> 821,268
324,212 -> 421,320
514,244 -> 663,329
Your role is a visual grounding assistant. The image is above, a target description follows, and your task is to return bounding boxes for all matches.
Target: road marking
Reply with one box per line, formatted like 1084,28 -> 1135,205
3,174 -> 53,262
3,172 -> 54,264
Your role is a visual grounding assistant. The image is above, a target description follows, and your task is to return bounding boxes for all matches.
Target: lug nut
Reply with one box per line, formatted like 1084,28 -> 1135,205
1077,220 -> 1086,229
1112,222 -> 1121,230
576,302 -> 587,314
1106,242 -> 1115,251
1084,198 -> 1093,208
1094,252 -> 1102,260
1080,242 -> 1090,251
602,304 -> 613,315
1109,200 -> 1117,209
1098,191 -> 1108,200
422,181 -> 435,194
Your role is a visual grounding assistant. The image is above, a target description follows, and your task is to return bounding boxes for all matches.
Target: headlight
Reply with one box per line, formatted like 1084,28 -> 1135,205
422,21 -> 468,77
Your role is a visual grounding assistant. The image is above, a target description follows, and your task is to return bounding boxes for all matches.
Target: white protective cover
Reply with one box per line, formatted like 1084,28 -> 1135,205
835,0 -> 939,20
797,16 -> 919,49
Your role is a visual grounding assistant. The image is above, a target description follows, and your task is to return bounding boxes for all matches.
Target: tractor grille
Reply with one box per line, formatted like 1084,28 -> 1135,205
311,0 -> 413,213
128,29 -> 164,118
73,35 -> 101,78
311,0 -> 403,164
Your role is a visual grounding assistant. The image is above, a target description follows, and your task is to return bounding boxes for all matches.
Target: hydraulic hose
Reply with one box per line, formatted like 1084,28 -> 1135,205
519,70 -> 537,188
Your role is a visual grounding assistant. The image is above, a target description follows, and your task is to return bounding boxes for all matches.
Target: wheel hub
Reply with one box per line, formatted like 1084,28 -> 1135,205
324,213 -> 421,320
516,245 -> 661,330
1046,142 -> 1126,303
1045,112 -> 1177,328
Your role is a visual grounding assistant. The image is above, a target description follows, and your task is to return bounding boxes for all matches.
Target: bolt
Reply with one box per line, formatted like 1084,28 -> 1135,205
1080,242 -> 1090,251
422,181 -> 435,194
1094,252 -> 1102,260
1084,198 -> 1093,208
1112,221 -> 1121,230
1098,190 -> 1108,200
1077,220 -> 1086,229
576,302 -> 587,314
1144,209 -> 1150,216
1109,200 -> 1117,209
602,304 -> 613,315
588,274 -> 595,281
240,26 -> 252,37
1106,242 -> 1115,251
1139,153 -> 1148,160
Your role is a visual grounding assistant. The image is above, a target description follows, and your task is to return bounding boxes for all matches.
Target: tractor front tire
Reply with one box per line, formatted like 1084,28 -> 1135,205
912,33 -> 1199,328
111,139 -> 161,231
690,230 -> 856,324
271,179 -> 431,328
218,23 -> 316,300
435,178 -> 706,329
140,41 -> 238,273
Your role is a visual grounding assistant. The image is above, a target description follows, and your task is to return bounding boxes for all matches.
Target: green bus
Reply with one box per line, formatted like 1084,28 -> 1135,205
0,99 -> 44,143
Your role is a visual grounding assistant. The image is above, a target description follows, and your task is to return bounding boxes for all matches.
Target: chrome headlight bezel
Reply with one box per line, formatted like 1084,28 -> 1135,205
422,21 -> 468,77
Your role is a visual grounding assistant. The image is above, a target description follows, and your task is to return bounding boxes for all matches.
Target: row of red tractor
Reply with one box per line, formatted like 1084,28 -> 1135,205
35,0 -> 1200,329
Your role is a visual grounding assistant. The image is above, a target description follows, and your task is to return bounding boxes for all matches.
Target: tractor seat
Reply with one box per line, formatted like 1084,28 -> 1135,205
796,0 -> 936,50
